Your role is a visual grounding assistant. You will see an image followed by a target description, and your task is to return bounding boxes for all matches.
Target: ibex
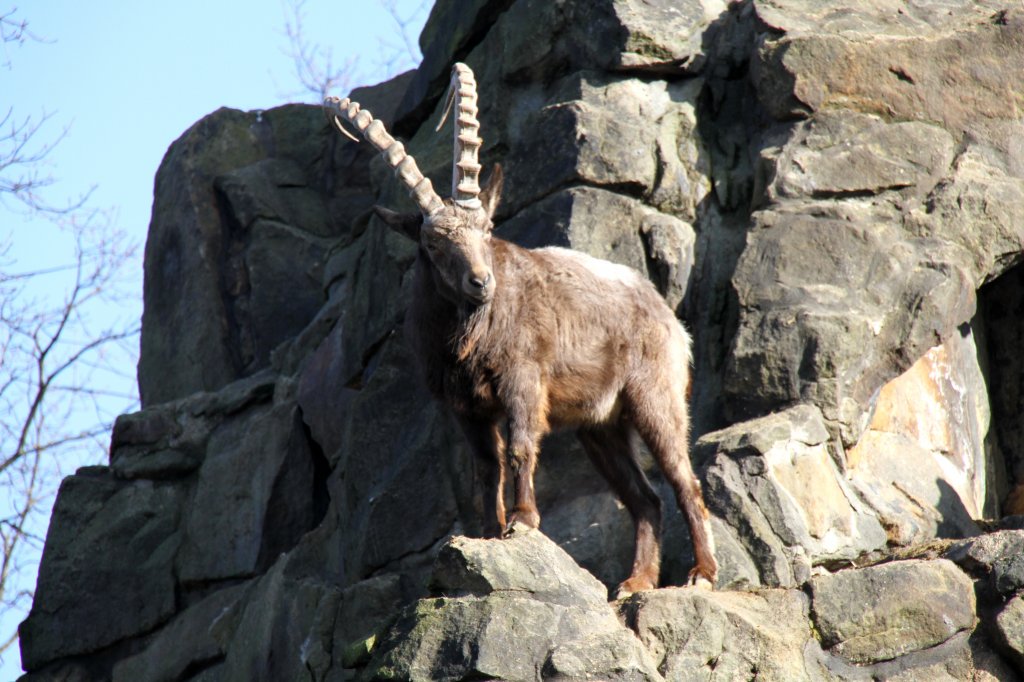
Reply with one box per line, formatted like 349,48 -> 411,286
324,63 -> 717,595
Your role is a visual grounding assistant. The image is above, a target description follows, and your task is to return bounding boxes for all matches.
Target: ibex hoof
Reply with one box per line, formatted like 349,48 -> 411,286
687,566 -> 717,590
504,507 -> 540,534
501,518 -> 536,538
613,575 -> 657,601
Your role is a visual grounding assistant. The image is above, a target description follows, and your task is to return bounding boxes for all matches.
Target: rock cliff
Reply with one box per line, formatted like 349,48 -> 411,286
18,0 -> 1024,680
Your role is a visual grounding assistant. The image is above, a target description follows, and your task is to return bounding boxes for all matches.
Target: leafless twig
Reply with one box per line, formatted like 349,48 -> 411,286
375,0 -> 430,77
1,7 -> 48,70
279,0 -> 360,101
0,185 -> 139,672
0,107 -> 93,214
277,0 -> 430,103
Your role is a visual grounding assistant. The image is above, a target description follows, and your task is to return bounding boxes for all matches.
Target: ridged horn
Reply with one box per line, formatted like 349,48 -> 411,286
323,95 -> 444,217
436,63 -> 482,209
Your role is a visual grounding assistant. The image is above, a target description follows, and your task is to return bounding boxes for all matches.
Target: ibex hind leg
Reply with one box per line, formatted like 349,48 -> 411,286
626,378 -> 718,589
578,423 -> 663,600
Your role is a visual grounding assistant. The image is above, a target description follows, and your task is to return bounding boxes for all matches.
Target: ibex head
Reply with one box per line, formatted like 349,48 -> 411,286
325,63 -> 503,306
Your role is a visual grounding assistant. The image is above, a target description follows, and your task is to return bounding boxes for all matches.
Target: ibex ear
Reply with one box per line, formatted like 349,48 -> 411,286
373,206 -> 423,241
479,164 -> 504,221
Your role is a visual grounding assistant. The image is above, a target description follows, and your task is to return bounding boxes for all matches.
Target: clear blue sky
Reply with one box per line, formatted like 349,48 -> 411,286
1,2 -> 429,676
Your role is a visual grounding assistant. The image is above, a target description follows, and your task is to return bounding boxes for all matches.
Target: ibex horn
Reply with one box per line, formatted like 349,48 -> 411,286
323,95 -> 445,217
436,63 -> 482,209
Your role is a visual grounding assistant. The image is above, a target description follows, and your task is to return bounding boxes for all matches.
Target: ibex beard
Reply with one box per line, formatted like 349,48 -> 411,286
324,63 -> 717,597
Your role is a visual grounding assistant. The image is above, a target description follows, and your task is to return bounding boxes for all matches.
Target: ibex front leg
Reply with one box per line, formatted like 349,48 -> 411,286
500,367 -> 548,534
456,416 -> 507,537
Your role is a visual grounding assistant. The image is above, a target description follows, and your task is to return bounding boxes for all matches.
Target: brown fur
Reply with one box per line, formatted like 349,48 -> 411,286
375,166 -> 718,595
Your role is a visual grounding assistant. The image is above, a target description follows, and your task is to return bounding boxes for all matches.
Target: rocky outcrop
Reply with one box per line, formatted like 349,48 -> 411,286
18,0 -> 1024,680
365,531 -> 662,681
697,405 -> 888,588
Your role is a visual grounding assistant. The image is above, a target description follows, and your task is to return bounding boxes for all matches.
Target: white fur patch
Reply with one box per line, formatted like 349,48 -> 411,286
542,247 -> 643,287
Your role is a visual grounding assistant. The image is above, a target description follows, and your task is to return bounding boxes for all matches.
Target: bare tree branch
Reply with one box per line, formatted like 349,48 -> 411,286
0,111 -> 139,672
277,0 -> 429,103
376,0 -> 429,77
279,0 -> 360,101
0,215 -> 139,663
1,7 -> 47,70
0,107 -> 94,214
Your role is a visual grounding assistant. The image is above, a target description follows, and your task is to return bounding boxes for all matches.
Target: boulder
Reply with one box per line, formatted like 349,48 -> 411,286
431,531 -> 611,607
995,595 -> 1024,674
944,530 -> 1024,599
619,588 -> 817,680
809,559 -> 976,664
697,405 -> 886,587
363,530 -> 661,681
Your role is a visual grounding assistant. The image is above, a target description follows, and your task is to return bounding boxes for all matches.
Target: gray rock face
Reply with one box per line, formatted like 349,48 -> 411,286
698,405 -> 886,587
620,588 -> 816,680
17,471 -> 180,667
365,531 -> 662,682
176,402 -> 316,583
19,471 -> 181,670
216,553 -> 342,682
761,111 -> 956,202
730,1 -> 1024,443
809,559 -> 976,664
111,585 -> 245,682
753,2 -> 1024,132
19,371 -> 327,678
139,106 -> 331,406
431,532 -> 611,607
138,72 -> 414,408
845,332 -> 992,546
995,595 -> 1024,674
19,0 -> 1024,679
365,532 -> 1004,682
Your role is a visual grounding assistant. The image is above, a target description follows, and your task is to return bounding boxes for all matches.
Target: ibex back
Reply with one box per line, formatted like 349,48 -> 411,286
324,63 -> 718,596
